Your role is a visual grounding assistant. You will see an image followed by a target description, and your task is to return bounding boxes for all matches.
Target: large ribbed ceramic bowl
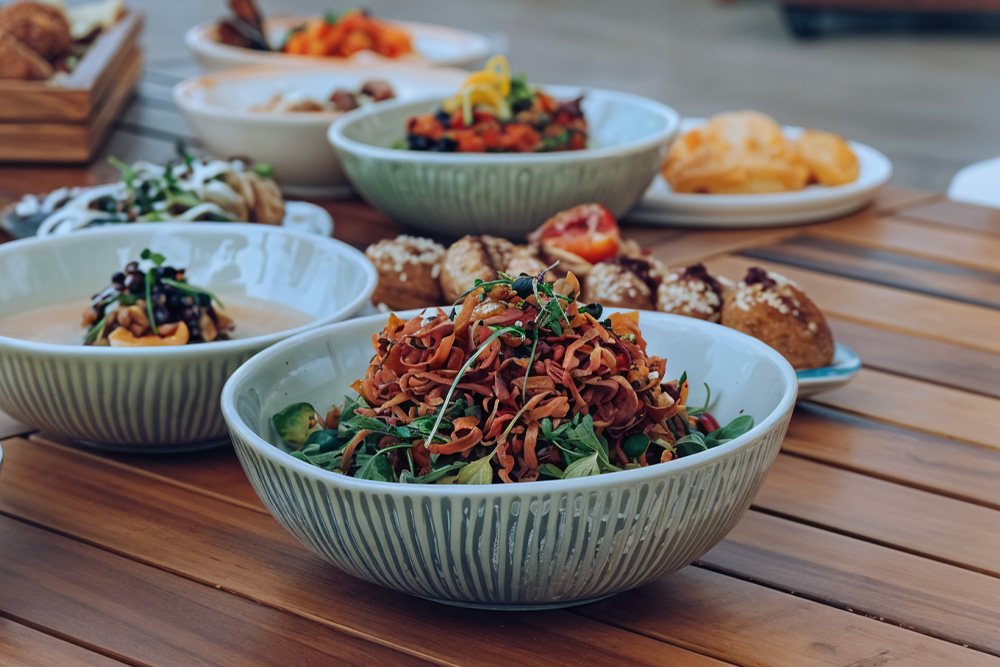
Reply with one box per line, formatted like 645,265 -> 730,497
221,310 -> 797,608
0,224 -> 376,452
328,88 -> 680,238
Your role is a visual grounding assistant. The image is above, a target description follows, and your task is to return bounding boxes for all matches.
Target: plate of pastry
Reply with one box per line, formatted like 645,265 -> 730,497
630,111 -> 892,228
362,202 -> 861,398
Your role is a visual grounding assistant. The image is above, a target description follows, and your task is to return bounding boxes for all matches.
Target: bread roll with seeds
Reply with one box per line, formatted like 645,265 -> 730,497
439,236 -> 548,304
721,267 -> 833,369
656,263 -> 725,322
581,257 -> 665,310
365,235 -> 445,310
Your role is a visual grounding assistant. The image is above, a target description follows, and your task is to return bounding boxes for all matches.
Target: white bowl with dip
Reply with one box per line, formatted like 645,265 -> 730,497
0,223 -> 376,452
173,64 -> 467,198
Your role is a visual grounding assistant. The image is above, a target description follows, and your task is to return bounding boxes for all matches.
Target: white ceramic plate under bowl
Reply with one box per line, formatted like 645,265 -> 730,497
186,17 -> 491,73
0,223 -> 376,452
1,198 -> 333,239
222,308 -> 797,608
629,118 -> 892,228
174,64 -> 467,198
796,343 -> 861,398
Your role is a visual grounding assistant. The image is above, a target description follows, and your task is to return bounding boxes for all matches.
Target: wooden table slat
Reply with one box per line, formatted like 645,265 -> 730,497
0,437 -> 726,667
827,318 -> 1000,400
741,235 -> 1000,311
810,367 -> 1000,450
0,515 -> 432,667
898,200 -> 1000,237
807,213 -> 1000,274
757,454 -> 1000,577
0,616 -> 124,667
785,404 -> 1000,509
702,510 -> 1000,656
705,255 -> 1000,355
577,566 -> 1000,667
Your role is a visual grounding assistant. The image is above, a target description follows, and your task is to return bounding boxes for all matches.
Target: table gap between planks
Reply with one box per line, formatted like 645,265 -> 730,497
0,65 -> 998,667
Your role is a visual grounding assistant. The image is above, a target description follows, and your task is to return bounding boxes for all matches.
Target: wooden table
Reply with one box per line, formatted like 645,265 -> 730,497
2,69 -> 1000,667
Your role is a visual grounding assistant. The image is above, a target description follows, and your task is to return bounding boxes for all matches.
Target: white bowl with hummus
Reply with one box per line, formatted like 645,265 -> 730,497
0,223 -> 376,452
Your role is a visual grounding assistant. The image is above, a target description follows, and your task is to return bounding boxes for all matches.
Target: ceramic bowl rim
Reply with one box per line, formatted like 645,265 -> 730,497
327,88 -> 682,164
0,222 -> 377,359
222,309 -> 798,496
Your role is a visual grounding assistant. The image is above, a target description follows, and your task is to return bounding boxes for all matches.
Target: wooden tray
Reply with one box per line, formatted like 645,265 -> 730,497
0,10 -> 144,163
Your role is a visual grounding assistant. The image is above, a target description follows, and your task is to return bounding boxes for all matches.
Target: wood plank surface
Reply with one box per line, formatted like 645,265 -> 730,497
0,617 -> 124,667
785,404 -> 1000,509
578,566 -> 999,667
811,367 -> 1000,450
0,410 -> 31,440
705,255 -> 1000,354
756,454 -> 1000,577
742,236 -> 1000,310
827,318 -> 1000,400
808,214 -> 1000,274
0,437 -> 725,667
702,510 -> 1000,656
900,200 -> 1000,237
0,515 -> 433,667
867,186 -> 943,214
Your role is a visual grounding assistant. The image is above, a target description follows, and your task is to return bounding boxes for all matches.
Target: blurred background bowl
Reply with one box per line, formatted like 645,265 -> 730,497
328,88 -> 680,239
0,223 -> 376,452
174,64 -> 467,198
185,16 -> 491,73
221,309 -> 797,608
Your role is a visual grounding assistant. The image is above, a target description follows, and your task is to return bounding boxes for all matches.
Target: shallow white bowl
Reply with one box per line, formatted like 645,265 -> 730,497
0,224 -> 376,452
174,64 -> 467,198
221,309 -> 797,608
185,17 -> 491,73
328,88 -> 681,238
631,118 -> 893,228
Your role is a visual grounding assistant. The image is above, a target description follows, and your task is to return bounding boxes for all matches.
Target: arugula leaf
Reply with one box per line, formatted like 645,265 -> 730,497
705,415 -> 754,447
622,433 -> 650,461
456,448 -> 495,484
562,452 -> 600,478
673,432 -> 708,457
538,463 -> 564,479
409,461 -> 468,484
356,453 -> 395,482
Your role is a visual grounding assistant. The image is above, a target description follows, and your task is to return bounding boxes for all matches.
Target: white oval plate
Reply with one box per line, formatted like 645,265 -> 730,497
186,17 -> 491,72
796,343 -> 861,398
629,118 -> 892,228
1,199 -> 333,239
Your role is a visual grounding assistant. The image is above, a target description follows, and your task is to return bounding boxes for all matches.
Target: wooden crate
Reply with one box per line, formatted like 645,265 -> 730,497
0,10 -> 144,162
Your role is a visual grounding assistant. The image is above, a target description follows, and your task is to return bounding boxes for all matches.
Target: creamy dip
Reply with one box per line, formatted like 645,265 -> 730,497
0,293 -> 315,345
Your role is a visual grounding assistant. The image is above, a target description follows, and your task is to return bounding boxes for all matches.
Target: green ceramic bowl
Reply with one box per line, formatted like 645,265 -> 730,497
328,86 -> 680,239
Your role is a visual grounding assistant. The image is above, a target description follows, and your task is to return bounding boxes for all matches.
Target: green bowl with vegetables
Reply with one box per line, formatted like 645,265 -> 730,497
221,304 -> 797,608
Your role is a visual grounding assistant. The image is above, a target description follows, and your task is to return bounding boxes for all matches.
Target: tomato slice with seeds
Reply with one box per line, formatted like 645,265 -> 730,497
529,203 -> 621,264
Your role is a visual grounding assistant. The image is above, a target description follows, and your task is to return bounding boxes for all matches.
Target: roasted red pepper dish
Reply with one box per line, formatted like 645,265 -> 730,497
400,55 -> 588,153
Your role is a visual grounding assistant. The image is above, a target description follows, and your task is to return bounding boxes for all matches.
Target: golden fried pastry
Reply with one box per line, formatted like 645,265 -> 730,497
439,235 -> 549,303
721,267 -> 834,369
581,257 -> 665,310
366,235 -> 446,310
0,1 -> 72,61
796,129 -> 860,187
663,110 -> 818,194
0,29 -> 52,79
656,263 -> 725,322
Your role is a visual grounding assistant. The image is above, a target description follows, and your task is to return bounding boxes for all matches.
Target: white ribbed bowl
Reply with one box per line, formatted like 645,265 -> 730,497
0,224 -> 376,452
221,310 -> 796,608
328,89 -> 680,239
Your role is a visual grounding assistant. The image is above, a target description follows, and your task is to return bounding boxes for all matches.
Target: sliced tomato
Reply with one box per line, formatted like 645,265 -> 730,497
529,203 -> 620,264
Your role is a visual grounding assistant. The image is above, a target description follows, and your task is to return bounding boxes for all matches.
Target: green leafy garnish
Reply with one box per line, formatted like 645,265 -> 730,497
252,162 -> 275,178
161,278 -> 224,309
140,248 -> 166,268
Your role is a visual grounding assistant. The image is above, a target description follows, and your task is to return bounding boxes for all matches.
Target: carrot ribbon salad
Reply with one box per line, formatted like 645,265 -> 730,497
272,271 -> 753,484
